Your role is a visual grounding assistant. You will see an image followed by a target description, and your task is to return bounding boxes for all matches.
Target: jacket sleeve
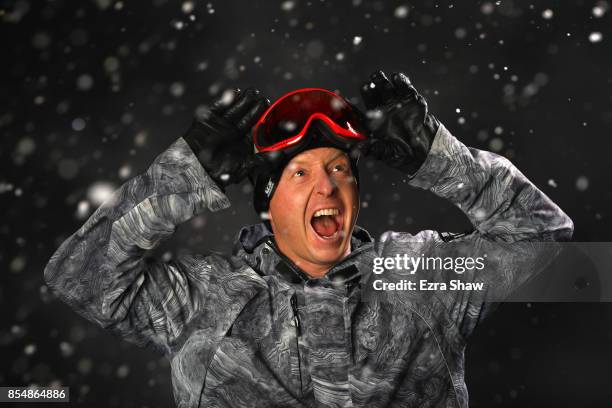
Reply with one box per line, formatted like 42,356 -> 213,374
43,137 -> 231,355
408,124 -> 573,242
383,124 -> 574,337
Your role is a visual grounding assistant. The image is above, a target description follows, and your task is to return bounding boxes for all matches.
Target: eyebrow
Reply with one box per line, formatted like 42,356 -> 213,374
291,152 -> 348,166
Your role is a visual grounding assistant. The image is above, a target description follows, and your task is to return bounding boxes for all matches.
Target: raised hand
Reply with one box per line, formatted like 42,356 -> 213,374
183,88 -> 270,187
360,70 -> 440,175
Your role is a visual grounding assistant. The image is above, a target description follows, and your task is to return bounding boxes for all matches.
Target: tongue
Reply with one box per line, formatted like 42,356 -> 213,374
312,215 -> 338,237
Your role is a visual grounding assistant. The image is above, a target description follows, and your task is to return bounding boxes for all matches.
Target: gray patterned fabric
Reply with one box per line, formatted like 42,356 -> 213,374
44,124 -> 573,408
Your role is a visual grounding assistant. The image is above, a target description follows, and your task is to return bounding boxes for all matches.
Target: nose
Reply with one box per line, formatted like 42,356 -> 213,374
314,169 -> 337,197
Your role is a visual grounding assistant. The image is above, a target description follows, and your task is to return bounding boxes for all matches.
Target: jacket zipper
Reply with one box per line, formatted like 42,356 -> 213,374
290,293 -> 303,397
290,293 -> 301,336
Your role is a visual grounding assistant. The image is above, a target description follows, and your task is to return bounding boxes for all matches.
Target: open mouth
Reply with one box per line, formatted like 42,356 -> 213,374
310,208 -> 343,240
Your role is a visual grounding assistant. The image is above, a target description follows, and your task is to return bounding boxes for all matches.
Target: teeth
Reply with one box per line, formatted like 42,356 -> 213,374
314,208 -> 339,217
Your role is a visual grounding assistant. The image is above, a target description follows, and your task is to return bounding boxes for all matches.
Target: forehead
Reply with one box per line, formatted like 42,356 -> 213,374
287,147 -> 349,167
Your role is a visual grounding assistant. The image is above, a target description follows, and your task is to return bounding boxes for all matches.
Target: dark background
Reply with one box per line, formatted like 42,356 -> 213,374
2,0 -> 612,407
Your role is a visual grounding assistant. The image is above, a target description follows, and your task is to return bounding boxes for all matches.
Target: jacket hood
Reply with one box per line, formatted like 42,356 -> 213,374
232,222 -> 375,285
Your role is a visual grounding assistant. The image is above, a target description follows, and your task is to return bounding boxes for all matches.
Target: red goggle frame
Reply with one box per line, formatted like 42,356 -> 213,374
252,88 -> 367,153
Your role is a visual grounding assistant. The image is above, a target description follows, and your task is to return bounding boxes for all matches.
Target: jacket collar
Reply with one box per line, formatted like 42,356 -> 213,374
233,222 -> 374,285
234,222 -> 274,254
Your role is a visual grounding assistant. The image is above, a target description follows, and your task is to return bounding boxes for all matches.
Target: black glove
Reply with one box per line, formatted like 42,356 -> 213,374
360,70 -> 440,175
183,88 -> 270,187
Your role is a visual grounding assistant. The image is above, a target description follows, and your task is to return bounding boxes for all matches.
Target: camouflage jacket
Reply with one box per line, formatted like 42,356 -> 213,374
44,124 -> 573,407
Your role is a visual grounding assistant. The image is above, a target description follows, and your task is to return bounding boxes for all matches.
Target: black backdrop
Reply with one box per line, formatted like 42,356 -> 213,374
2,0 -> 612,406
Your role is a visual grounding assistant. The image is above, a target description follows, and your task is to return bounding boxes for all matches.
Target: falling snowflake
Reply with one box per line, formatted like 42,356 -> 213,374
116,365 -> 130,378
588,32 -> 603,43
576,176 -> 589,191
170,82 -> 185,97
103,56 -> 120,72
76,74 -> 94,91
32,31 -> 51,49
394,5 -> 409,19
281,1 -> 295,11
480,2 -> 495,15
118,164 -> 132,180
281,120 -> 297,132
59,342 -> 74,357
455,28 -> 467,39
0,182 -> 14,194
24,344 -> 37,355
87,182 -> 115,206
71,118 -> 86,131
592,1 -> 609,17
58,159 -> 79,179
181,1 -> 194,13
489,138 -> 504,152
10,256 -> 26,273
219,89 -> 236,106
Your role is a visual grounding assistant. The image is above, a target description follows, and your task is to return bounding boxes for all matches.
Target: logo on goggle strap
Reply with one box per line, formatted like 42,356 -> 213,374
264,180 -> 275,197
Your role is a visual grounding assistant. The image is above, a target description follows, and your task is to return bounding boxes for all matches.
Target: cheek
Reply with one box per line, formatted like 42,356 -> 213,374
270,185 -> 309,230
350,194 -> 360,221
340,182 -> 359,210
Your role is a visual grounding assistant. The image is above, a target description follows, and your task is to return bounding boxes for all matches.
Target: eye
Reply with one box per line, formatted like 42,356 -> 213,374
294,169 -> 305,177
332,163 -> 348,172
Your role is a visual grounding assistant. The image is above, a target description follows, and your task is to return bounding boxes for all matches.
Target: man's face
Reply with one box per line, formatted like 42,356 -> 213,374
269,147 -> 359,278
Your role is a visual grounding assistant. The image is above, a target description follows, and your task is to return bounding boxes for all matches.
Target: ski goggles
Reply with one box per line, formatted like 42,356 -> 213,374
252,88 -> 368,153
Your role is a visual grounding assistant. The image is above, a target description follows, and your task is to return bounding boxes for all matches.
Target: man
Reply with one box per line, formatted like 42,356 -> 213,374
44,71 -> 573,407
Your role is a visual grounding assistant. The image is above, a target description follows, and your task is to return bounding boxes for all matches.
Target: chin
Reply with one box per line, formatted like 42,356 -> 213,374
311,250 -> 345,265
307,232 -> 351,265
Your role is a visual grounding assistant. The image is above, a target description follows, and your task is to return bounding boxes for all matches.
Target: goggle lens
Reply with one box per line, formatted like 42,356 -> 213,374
253,88 -> 367,152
